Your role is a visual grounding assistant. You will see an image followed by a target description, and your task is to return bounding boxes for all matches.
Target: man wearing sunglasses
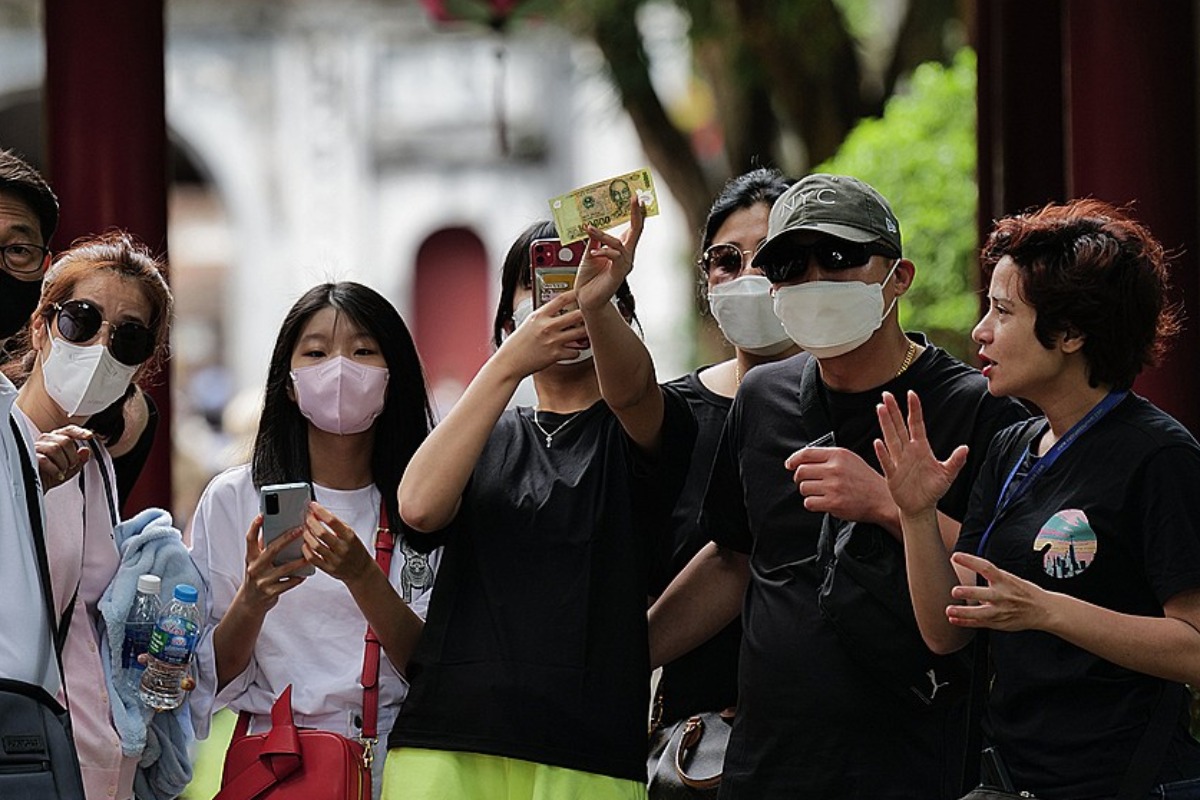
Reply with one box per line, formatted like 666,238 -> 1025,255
650,174 -> 1026,799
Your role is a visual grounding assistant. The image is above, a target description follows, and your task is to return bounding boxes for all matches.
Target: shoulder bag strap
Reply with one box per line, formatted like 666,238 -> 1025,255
88,439 -> 119,527
961,423 -> 1048,794
795,354 -> 834,442
358,499 -> 393,762
10,417 -> 71,686
1116,679 -> 1187,800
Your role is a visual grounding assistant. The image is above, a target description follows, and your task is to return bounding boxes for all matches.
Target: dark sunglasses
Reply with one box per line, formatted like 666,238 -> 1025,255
759,239 -> 898,284
46,299 -> 155,366
699,242 -> 760,275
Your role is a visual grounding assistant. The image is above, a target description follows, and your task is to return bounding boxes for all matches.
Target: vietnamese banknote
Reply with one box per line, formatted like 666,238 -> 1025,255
549,168 -> 660,244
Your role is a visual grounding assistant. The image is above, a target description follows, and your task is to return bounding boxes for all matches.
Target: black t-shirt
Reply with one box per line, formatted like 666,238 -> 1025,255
652,367 -> 740,725
390,393 -> 693,783
702,339 -> 1027,800
956,395 -> 1200,799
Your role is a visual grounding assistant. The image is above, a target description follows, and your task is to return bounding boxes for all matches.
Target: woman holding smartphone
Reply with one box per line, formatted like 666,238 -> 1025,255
3,231 -> 174,800
188,282 -> 438,797
386,202 -> 692,800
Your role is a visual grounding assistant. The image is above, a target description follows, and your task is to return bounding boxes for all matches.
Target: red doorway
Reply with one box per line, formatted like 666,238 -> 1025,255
413,228 -> 491,417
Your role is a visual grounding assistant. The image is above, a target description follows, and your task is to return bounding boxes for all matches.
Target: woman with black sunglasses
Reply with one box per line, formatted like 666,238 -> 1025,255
648,168 -> 799,739
1,230 -> 174,800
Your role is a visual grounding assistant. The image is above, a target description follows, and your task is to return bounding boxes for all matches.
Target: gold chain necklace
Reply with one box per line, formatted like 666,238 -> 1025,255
532,408 -> 584,448
895,340 -> 918,377
735,361 -> 743,388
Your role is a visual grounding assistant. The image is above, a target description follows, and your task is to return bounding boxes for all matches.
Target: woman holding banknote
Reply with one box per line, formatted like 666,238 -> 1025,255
385,199 -> 692,800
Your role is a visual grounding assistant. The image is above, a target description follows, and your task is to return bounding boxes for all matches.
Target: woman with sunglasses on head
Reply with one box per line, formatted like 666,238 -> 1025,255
2,231 -> 174,800
876,200 -> 1200,799
649,168 -> 798,736
386,202 -> 693,800
187,282 -> 438,799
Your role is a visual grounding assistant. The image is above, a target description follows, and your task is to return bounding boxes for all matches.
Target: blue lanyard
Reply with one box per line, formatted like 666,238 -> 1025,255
975,389 -> 1128,557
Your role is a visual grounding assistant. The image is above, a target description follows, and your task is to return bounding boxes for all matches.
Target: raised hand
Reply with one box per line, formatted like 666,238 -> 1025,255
873,390 -> 968,518
575,195 -> 645,313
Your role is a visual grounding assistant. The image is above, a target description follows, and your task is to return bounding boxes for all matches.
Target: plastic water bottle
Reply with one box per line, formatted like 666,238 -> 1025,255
121,574 -> 161,691
139,583 -> 200,711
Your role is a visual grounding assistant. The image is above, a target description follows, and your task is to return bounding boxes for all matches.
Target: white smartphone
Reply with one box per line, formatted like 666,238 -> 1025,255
259,482 -> 315,577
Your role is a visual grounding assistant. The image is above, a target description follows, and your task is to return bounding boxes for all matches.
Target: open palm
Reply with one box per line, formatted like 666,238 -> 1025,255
873,390 -> 968,517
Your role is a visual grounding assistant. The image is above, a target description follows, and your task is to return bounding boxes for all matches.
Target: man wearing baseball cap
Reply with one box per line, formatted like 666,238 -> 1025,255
650,174 -> 1026,798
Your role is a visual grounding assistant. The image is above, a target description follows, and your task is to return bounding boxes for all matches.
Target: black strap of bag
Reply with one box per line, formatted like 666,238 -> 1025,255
5,415 -> 86,800
11,417 -> 70,670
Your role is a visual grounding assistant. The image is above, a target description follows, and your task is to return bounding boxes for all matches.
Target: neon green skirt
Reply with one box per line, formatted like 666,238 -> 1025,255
381,748 -> 647,800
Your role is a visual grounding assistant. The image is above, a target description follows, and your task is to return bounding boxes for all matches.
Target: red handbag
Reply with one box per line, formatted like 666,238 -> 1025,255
215,502 -> 394,800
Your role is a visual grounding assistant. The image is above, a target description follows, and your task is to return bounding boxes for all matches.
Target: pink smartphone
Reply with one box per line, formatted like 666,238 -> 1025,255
530,238 -> 587,308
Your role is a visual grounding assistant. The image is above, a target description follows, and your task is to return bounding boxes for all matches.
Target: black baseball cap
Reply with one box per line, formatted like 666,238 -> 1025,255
753,173 -> 902,266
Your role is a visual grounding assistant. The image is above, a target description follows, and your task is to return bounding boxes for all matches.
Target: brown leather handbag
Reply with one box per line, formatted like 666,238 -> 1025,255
647,708 -> 734,799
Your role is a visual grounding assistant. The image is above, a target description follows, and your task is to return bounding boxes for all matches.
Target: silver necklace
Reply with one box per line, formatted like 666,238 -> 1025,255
532,408 -> 583,448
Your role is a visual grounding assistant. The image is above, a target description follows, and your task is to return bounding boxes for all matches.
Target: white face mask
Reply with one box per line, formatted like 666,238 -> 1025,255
772,260 -> 900,359
42,337 -> 138,418
707,275 -> 794,356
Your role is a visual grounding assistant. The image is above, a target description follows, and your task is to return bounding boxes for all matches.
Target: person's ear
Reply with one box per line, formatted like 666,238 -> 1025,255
30,309 -> 48,351
892,258 -> 915,296
1060,327 -> 1086,354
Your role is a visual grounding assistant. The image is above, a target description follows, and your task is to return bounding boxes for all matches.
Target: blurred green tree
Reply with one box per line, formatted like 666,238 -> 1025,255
553,0 -> 970,235
818,48 -> 979,359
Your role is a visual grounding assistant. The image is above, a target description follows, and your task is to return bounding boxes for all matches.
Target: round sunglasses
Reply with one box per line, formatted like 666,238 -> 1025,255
699,242 -> 761,276
45,299 -> 156,366
759,239 -> 899,284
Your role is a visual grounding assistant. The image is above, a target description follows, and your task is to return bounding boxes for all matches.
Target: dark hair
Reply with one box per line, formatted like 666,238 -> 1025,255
3,231 -> 172,385
490,220 -> 638,348
0,148 -> 59,245
981,199 -> 1181,389
251,282 -> 435,535
700,167 -> 792,257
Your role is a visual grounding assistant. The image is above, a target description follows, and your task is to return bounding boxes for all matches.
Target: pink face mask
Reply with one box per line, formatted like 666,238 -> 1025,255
290,356 -> 389,435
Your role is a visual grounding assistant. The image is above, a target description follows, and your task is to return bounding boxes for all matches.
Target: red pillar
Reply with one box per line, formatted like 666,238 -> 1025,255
975,0 -> 1066,227
1063,0 -> 1199,433
977,0 -> 1200,434
43,0 -> 173,513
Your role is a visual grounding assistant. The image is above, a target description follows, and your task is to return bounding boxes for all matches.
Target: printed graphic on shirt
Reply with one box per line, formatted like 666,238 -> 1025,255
1033,509 -> 1096,579
400,540 -> 434,602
